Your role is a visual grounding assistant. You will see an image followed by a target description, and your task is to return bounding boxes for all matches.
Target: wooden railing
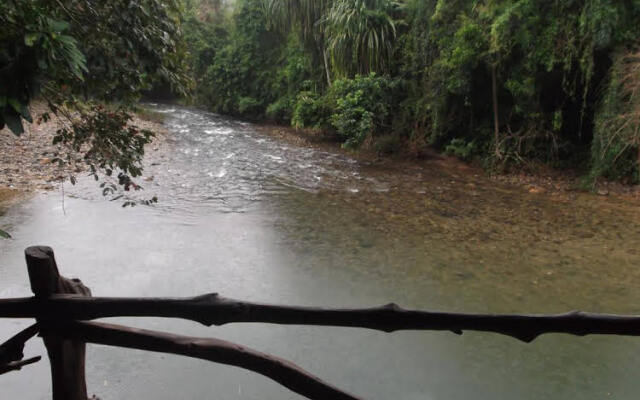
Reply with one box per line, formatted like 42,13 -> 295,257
2,245 -> 640,399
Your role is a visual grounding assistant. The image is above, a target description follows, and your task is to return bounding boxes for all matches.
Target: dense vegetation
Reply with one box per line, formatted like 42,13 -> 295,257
3,0 -> 639,185
184,0 -> 640,183
1,0 -> 189,201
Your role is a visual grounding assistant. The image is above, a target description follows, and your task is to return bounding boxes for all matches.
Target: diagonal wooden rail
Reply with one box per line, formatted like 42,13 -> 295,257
3,245 -> 640,400
43,321 -> 362,400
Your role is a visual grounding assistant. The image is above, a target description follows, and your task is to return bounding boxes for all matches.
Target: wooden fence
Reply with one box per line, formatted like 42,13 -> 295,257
2,245 -> 640,399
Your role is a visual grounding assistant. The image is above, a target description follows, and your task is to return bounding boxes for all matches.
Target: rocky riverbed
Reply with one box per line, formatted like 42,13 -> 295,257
0,102 -> 168,207
257,124 -> 640,202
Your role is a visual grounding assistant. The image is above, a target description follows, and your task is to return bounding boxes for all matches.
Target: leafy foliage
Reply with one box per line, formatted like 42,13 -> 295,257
67,0 -> 190,102
1,0 -> 189,202
445,138 -> 477,161
290,74 -> 401,148
185,0 -> 640,180
323,0 -> 401,78
186,0 -> 316,121
292,90 -> 330,129
326,74 -> 400,147
396,0 -> 640,171
194,0 -> 283,117
266,35 -> 315,122
0,0 -> 87,135
590,44 -> 640,183
52,105 -> 155,190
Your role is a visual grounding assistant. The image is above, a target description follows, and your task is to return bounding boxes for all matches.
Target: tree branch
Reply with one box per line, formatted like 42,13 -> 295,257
43,321 -> 362,400
0,323 -> 41,376
0,356 -> 42,376
3,294 -> 640,342
0,323 -> 39,365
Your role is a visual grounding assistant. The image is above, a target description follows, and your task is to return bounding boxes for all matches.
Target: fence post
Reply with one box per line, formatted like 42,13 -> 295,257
26,246 -> 91,400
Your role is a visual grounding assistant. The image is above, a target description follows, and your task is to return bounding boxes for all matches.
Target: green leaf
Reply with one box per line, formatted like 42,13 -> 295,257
0,229 -> 12,239
4,112 -> 24,136
7,98 -> 32,123
25,32 -> 40,46
7,98 -> 21,113
48,19 -> 70,32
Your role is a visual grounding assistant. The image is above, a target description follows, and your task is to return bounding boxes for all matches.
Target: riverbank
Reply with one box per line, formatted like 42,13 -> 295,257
256,123 -> 640,202
3,103 -> 640,211
0,102 -> 169,208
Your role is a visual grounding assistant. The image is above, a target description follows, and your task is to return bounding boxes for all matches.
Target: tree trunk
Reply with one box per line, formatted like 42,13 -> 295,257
323,48 -> 332,86
492,63 -> 500,157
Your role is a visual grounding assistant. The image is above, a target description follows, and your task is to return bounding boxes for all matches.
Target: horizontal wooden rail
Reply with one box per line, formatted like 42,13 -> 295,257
44,321 -> 362,400
5,246 -> 640,400
3,294 -> 640,343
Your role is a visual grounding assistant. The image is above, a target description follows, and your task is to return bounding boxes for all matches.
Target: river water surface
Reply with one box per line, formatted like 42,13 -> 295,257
2,105 -> 640,399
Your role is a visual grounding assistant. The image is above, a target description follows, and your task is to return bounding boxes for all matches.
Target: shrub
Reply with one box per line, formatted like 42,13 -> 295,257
292,91 -> 331,129
590,45 -> 640,183
374,134 -> 403,155
444,138 -> 477,160
237,97 -> 262,115
265,98 -> 292,122
326,74 -> 402,148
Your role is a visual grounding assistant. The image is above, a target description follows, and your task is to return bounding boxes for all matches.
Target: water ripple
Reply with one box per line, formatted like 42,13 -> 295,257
129,105 -> 365,212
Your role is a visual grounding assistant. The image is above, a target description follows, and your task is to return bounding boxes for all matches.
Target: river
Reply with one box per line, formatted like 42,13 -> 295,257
2,105 -> 640,399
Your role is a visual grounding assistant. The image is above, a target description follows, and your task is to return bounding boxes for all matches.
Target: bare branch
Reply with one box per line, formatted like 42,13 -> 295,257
0,356 -> 42,376
43,321 -> 362,400
3,294 -> 640,342
0,323 -> 39,365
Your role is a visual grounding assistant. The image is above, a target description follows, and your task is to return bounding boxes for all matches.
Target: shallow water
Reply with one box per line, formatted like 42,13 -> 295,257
1,105 -> 640,399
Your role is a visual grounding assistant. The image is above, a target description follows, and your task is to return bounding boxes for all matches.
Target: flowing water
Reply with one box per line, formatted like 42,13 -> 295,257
2,105 -> 640,400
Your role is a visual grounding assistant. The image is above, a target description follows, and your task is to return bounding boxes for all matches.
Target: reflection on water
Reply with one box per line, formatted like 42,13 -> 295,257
1,105 -> 640,399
